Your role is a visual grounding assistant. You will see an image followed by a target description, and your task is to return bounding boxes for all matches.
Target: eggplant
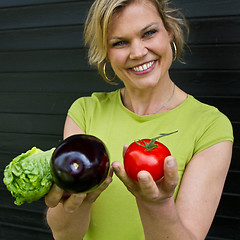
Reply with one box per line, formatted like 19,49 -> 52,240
51,134 -> 110,193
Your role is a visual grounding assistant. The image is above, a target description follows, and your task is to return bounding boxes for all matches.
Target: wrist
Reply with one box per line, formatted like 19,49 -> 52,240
136,195 -> 174,209
136,196 -> 177,222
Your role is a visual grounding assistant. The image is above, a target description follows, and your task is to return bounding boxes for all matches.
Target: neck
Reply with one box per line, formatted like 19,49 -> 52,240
122,81 -> 176,116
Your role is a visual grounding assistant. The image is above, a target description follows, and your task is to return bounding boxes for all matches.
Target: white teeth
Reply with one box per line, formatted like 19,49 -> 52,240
132,61 -> 154,72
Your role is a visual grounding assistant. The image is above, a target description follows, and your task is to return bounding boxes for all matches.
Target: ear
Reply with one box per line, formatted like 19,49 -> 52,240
106,56 -> 110,62
168,31 -> 174,42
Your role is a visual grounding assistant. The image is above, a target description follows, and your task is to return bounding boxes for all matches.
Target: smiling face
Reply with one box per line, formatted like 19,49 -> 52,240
107,0 -> 174,90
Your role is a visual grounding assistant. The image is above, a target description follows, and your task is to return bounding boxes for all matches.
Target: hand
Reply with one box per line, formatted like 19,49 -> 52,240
45,166 -> 113,213
112,146 -> 178,203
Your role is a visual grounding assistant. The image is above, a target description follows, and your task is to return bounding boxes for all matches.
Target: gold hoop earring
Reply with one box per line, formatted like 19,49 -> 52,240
103,62 -> 116,82
172,41 -> 177,61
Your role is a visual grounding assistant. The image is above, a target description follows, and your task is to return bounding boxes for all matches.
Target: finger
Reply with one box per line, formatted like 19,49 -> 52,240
99,165 -> 113,191
45,184 -> 64,208
137,171 -> 159,200
85,167 -> 113,203
162,156 -> 179,193
108,165 -> 114,178
122,145 -> 129,157
112,161 -> 134,188
98,172 -> 113,192
63,193 -> 87,213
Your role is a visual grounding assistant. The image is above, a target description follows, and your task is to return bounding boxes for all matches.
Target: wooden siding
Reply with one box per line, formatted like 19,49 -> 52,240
0,0 -> 239,239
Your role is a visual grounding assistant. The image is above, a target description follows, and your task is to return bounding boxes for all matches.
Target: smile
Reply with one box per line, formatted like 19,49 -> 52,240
131,61 -> 155,73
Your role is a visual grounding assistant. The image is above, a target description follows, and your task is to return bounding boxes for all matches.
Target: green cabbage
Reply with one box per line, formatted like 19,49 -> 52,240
3,147 -> 55,205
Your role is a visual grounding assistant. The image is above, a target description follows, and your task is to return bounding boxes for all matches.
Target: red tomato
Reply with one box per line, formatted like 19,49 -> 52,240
124,139 -> 171,181
124,130 -> 178,181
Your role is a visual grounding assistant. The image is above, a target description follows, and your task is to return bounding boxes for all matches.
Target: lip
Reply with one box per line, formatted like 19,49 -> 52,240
129,60 -> 157,75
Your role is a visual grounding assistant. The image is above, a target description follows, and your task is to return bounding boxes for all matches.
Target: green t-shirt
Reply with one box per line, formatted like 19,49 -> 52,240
68,89 -> 233,240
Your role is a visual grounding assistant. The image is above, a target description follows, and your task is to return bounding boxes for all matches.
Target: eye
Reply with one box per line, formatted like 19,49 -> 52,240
143,29 -> 158,38
112,40 -> 127,47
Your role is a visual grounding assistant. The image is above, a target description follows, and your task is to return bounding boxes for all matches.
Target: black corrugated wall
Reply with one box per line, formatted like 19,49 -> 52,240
0,0 -> 239,239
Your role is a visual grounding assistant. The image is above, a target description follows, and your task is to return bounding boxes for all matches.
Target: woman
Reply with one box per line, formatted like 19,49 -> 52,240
45,0 -> 233,239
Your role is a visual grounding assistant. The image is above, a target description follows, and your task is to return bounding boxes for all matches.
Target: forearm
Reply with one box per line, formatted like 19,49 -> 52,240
137,197 -> 197,240
46,202 -> 92,240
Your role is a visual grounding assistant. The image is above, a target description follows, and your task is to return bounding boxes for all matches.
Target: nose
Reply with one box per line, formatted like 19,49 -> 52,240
129,40 -> 148,59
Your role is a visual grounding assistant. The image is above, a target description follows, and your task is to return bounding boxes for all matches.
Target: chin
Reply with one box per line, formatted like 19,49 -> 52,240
123,69 -> 163,89
138,75 -> 162,89
134,81 -> 159,90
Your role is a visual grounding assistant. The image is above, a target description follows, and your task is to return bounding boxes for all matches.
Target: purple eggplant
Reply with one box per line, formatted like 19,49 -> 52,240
51,134 -> 110,193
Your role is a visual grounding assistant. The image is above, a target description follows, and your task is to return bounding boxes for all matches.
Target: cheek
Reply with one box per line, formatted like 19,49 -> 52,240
155,42 -> 171,56
149,35 -> 171,53
108,50 -> 128,72
156,43 -> 174,67
108,46 -> 130,62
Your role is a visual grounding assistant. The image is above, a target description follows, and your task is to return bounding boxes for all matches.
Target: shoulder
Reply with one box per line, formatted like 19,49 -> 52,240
187,95 -> 219,113
185,95 -> 230,123
173,95 -> 232,132
67,90 -> 120,132
72,90 -> 119,107
185,96 -> 233,154
68,89 -> 120,119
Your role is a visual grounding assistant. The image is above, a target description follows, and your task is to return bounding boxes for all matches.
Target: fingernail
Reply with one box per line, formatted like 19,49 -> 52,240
139,177 -> 149,183
74,194 -> 86,201
167,158 -> 175,167
67,209 -> 74,214
138,173 -> 149,183
114,165 -> 120,172
106,177 -> 113,184
55,185 -> 62,192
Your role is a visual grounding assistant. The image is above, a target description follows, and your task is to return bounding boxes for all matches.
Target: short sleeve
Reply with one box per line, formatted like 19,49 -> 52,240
194,114 -> 234,155
67,97 -> 86,132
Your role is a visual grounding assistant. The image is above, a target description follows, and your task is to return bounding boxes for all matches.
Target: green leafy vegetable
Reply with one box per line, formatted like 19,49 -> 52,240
3,147 -> 55,205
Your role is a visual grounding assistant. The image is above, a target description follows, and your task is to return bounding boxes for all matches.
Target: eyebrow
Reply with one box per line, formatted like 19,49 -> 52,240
108,22 -> 159,41
141,22 -> 159,32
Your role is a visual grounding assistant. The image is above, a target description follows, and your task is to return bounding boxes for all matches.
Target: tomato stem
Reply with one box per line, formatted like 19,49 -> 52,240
137,129 -> 178,151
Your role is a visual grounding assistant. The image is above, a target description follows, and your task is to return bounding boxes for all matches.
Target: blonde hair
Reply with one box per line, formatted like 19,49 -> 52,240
84,0 -> 189,82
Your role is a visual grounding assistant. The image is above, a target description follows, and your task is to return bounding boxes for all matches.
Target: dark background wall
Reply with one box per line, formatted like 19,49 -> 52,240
0,0 -> 239,239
